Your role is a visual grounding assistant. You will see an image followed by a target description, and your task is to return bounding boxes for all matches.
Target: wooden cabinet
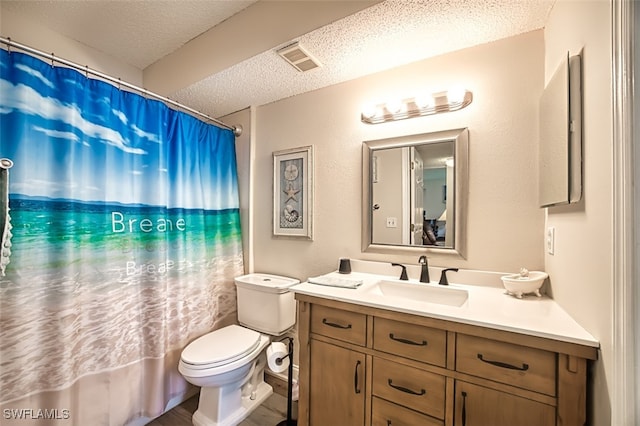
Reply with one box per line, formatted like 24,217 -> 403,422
309,339 -> 366,425
454,381 -> 555,426
307,305 -> 368,424
373,317 -> 447,367
372,397 -> 443,426
456,333 -> 557,396
310,303 -> 367,345
454,333 -> 558,425
372,357 -> 446,419
296,294 -> 597,426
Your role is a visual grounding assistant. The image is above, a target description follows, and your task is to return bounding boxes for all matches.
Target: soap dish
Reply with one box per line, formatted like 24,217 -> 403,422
501,271 -> 548,299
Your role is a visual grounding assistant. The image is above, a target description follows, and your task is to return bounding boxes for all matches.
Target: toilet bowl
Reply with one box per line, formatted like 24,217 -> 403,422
179,325 -> 272,426
178,273 -> 299,426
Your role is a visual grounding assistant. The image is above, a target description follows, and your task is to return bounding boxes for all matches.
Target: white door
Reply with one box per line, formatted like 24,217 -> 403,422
409,147 -> 424,245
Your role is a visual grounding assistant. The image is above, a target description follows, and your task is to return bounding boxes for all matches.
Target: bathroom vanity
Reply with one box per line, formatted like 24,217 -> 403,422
293,268 -> 598,426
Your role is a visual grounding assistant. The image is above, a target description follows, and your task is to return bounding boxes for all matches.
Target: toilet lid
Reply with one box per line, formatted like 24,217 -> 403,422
181,325 -> 261,367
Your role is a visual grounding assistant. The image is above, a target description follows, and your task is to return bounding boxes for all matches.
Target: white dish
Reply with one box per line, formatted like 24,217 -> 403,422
501,271 -> 548,299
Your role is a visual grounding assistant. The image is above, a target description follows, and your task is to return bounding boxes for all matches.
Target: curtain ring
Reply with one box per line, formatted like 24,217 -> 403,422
50,52 -> 55,67
6,38 -> 10,54
85,65 -> 89,78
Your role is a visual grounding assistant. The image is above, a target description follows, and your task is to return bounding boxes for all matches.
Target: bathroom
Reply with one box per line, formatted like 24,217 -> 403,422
0,1 -> 637,426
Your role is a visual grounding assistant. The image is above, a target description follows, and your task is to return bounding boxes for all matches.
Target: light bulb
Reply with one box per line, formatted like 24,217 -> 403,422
414,94 -> 434,109
447,87 -> 467,104
361,102 -> 378,119
386,99 -> 405,114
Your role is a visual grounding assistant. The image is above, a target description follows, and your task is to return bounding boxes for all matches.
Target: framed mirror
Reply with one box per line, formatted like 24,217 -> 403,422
538,52 -> 582,207
362,128 -> 468,257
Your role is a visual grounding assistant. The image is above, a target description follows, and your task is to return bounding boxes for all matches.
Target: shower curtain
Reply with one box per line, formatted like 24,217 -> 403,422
0,48 -> 244,425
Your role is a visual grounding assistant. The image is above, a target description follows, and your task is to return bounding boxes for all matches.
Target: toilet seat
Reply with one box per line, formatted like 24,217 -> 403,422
181,324 -> 261,369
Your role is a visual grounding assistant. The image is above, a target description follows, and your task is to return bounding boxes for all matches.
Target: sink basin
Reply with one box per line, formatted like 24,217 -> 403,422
364,280 -> 468,307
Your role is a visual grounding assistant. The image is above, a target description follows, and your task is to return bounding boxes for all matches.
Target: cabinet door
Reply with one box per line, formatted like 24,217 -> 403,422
309,339 -> 366,425
454,381 -> 555,426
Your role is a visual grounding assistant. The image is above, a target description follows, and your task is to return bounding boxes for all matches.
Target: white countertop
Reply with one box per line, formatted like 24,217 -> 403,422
292,271 -> 599,348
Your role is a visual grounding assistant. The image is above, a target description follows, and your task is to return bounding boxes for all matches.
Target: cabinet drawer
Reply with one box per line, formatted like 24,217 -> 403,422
456,333 -> 556,396
372,396 -> 443,426
372,358 -> 446,419
310,304 -> 366,346
373,317 -> 447,367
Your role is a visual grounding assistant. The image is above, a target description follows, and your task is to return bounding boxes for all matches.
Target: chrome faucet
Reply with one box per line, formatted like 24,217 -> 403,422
418,255 -> 430,283
391,263 -> 408,280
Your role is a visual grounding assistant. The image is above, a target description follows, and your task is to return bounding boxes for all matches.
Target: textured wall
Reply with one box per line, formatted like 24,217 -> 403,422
253,30 -> 545,281
544,1 -> 613,424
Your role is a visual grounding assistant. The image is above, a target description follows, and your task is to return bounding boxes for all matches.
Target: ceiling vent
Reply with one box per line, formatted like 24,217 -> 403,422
276,42 -> 321,72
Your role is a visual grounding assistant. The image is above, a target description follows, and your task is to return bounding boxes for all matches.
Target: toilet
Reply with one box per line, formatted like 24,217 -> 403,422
178,273 -> 299,426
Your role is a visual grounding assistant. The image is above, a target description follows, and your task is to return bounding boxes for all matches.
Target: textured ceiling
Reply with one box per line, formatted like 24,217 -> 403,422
1,0 -> 258,69
1,0 -> 554,119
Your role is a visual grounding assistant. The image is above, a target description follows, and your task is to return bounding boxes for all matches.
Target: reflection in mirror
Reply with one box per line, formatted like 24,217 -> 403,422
362,128 -> 468,257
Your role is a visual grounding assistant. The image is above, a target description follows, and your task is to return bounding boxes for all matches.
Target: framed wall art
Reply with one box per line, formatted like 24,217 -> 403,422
273,145 -> 314,239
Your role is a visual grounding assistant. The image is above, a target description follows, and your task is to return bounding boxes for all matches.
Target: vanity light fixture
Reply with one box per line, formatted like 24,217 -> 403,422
361,88 -> 473,124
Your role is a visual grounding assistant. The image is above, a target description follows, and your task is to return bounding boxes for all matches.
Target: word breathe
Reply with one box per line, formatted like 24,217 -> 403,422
3,408 -> 70,420
111,211 -> 186,233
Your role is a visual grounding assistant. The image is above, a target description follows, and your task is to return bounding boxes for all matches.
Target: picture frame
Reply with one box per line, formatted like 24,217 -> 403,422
273,145 -> 314,239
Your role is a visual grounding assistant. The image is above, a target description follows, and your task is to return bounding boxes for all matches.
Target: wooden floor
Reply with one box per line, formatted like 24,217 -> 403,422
146,391 -> 292,426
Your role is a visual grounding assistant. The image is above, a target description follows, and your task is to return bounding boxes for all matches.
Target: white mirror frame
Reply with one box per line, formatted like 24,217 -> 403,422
362,128 -> 469,258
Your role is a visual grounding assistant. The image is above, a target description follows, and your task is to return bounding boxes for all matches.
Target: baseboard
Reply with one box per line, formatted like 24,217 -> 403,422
265,364 -> 298,398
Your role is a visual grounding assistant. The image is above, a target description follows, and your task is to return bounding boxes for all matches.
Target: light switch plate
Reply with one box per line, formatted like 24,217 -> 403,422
546,227 -> 555,255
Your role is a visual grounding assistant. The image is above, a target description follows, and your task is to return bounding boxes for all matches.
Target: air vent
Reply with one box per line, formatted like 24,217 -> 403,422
276,42 -> 321,72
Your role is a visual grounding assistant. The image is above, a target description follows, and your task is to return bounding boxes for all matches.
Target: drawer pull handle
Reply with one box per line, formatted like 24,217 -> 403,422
387,421 -> 392,426
322,318 -> 352,329
461,391 -> 467,426
389,333 -> 427,346
477,353 -> 530,371
387,379 -> 426,396
354,360 -> 361,394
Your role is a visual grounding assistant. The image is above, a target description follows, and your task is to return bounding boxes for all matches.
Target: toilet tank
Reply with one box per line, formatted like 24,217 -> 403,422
235,273 -> 299,335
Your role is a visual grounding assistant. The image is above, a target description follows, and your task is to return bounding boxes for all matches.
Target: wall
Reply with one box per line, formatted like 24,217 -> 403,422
544,1 -> 612,424
424,168 -> 446,222
222,107 -> 254,273
253,30 -> 545,281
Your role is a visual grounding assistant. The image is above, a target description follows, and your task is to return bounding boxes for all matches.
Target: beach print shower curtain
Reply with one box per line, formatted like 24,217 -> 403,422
0,48 -> 244,425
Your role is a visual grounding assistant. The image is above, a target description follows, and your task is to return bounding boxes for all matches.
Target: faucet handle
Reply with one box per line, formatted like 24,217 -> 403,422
391,263 -> 409,280
418,255 -> 430,283
439,268 -> 459,286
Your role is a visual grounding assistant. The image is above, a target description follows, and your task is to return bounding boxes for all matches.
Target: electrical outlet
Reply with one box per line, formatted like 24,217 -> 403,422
386,217 -> 397,228
546,227 -> 555,255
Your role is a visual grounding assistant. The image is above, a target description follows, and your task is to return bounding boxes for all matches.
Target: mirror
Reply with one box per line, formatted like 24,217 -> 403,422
362,128 -> 468,257
539,52 -> 582,207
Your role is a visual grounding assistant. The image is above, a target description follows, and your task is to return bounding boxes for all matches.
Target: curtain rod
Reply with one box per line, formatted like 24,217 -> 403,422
0,37 -> 242,136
